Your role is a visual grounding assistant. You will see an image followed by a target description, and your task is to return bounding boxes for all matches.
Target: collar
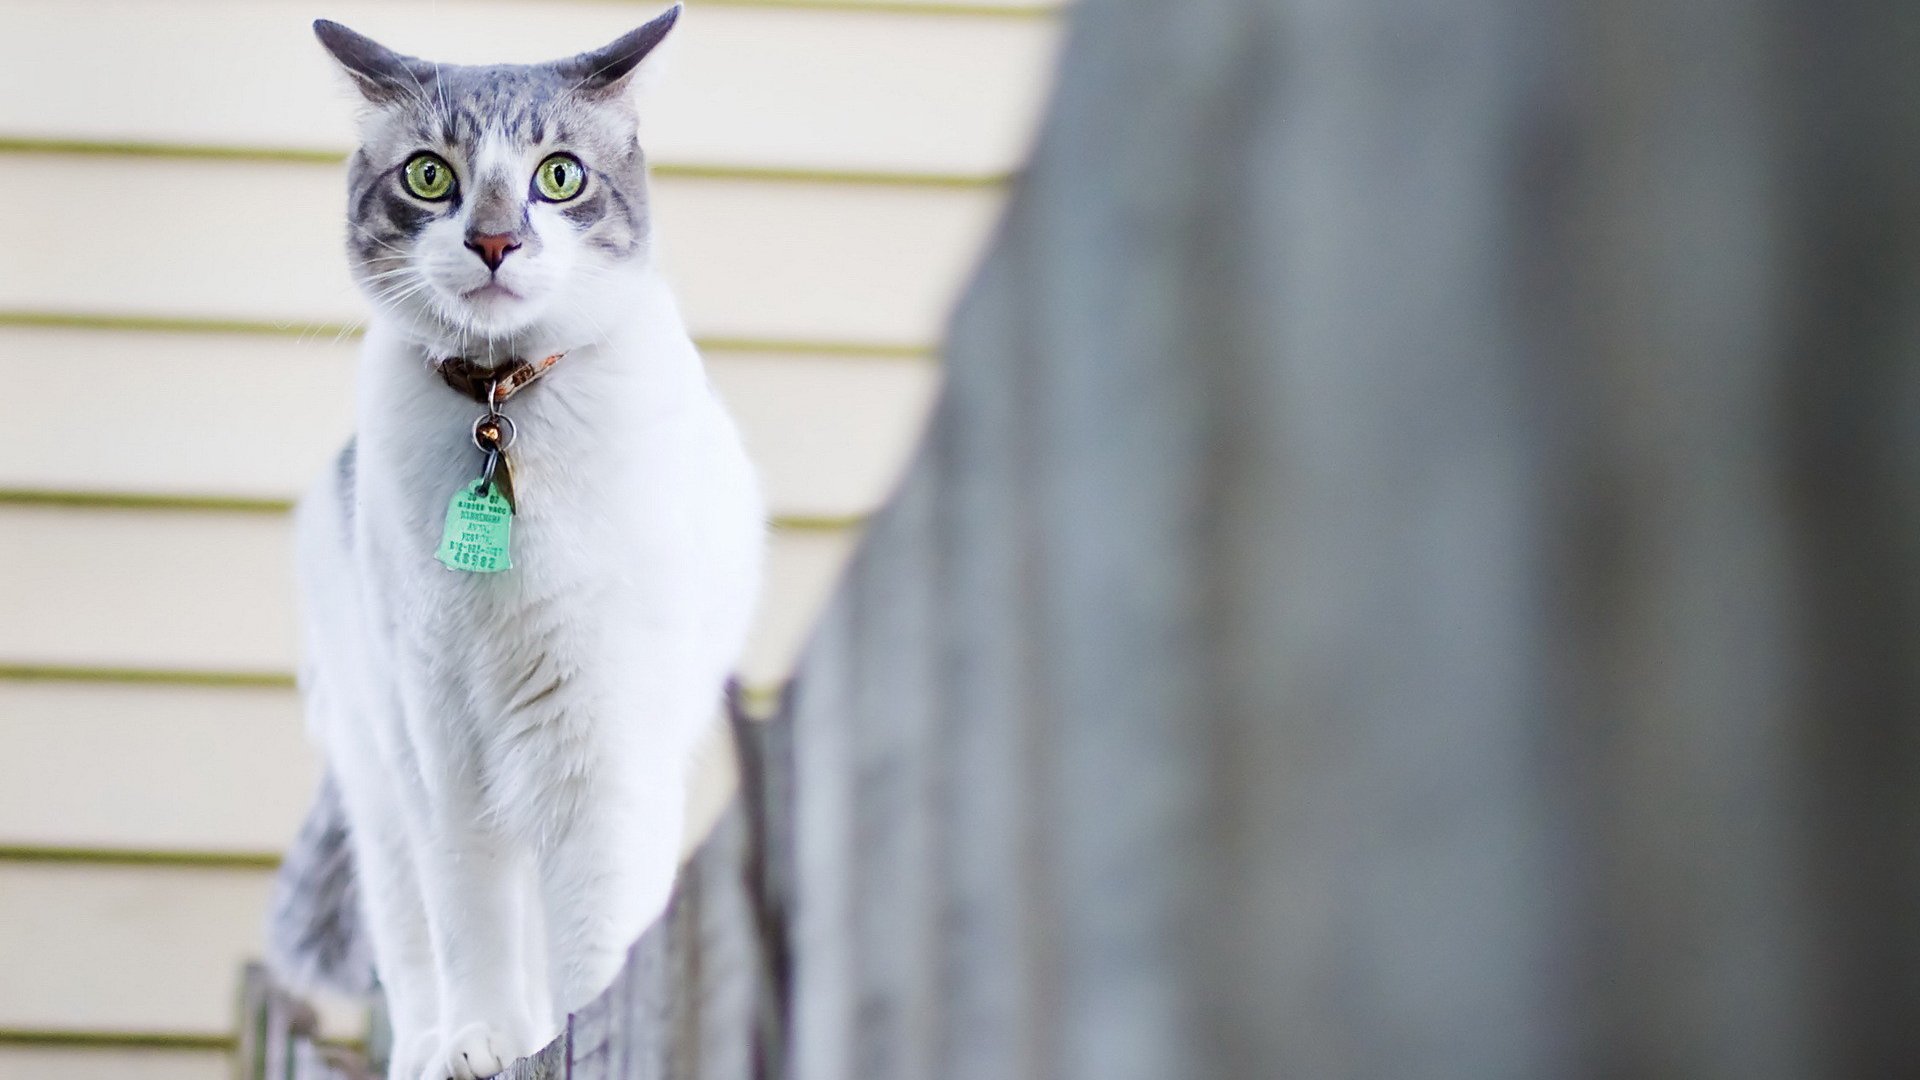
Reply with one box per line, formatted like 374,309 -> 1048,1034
430,352 -> 566,406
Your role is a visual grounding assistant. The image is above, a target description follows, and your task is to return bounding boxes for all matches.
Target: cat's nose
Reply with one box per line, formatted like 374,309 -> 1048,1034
465,232 -> 521,272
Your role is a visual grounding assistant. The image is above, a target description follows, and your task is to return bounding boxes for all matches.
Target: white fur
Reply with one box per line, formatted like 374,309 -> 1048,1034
295,131 -> 764,1080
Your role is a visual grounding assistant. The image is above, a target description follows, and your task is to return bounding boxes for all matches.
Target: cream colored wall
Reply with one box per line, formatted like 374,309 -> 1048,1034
0,1 -> 1059,1076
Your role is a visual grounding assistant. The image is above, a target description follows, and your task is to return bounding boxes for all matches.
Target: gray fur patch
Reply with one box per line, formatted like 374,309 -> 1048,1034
334,438 -> 357,544
265,770 -> 377,997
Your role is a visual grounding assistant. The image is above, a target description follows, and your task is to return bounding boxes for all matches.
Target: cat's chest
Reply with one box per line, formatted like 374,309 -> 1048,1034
378,389 -> 700,601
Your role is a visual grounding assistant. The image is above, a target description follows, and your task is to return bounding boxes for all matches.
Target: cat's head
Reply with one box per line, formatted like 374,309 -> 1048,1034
314,7 -> 679,350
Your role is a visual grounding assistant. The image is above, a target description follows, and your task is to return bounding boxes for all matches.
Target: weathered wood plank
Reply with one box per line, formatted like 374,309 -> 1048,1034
919,255 -> 1045,1080
784,596 -> 859,1080
237,965 -> 271,1080
847,451 -> 942,1080
495,1037 -> 566,1080
686,810 -> 768,1080
728,692 -> 796,1080
237,963 -> 358,1080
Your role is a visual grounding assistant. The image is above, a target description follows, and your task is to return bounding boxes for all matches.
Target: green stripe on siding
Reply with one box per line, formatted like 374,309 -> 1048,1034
774,513 -> 870,532
695,335 -> 937,361
0,137 -> 1010,190
660,163 -> 1007,189
0,1030 -> 237,1053
0,1028 -> 366,1054
0,310 -> 938,361
0,488 -> 866,532
0,663 -> 792,710
0,138 -> 341,165
0,489 -> 296,515
0,664 -> 297,689
0,845 -> 280,871
0,309 -> 357,340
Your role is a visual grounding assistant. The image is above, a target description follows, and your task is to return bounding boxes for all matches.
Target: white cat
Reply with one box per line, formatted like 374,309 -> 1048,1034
269,8 -> 765,1079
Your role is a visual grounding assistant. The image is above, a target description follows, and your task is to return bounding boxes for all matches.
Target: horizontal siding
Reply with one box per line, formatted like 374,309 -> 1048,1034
0,327 -> 938,520
0,155 -> 997,348
0,0 -> 1058,176
0,1045 -> 229,1080
0,679 -> 739,859
0,862 -> 364,1036
0,861 -> 276,1034
711,351 -> 937,521
0,683 -> 313,854
0,505 -> 854,687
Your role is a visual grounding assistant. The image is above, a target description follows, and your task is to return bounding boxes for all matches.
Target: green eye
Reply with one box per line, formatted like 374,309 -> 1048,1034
533,154 -> 585,201
402,153 -> 455,200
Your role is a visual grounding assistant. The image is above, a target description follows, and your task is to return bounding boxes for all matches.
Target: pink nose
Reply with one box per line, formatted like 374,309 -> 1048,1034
466,232 -> 521,271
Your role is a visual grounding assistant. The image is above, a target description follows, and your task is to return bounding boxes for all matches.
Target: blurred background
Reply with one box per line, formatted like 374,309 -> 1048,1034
0,2 -> 1060,1077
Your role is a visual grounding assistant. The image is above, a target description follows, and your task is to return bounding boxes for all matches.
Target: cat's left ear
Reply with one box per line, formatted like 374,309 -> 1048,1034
313,20 -> 436,105
552,4 -> 682,97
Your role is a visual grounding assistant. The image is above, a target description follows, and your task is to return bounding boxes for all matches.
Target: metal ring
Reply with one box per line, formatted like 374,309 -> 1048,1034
472,411 -> 517,451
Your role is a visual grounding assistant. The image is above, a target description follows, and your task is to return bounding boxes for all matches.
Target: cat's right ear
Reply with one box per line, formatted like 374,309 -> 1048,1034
313,20 -> 431,105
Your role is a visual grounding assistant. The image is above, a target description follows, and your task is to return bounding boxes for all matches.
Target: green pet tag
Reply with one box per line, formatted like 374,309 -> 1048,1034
435,482 -> 514,573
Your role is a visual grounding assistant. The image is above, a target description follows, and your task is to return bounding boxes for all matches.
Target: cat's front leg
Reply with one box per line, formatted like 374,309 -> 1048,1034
535,757 -> 688,1018
412,800 -> 547,1079
330,759 -> 443,1080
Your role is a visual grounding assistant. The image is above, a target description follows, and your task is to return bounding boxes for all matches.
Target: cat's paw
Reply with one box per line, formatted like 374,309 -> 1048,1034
418,1022 -> 515,1080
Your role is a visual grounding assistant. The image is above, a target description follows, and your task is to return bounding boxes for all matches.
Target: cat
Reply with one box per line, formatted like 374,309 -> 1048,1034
266,8 -> 766,1079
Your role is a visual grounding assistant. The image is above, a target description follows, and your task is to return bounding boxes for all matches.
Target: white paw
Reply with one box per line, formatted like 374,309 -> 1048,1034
419,1022 -> 515,1080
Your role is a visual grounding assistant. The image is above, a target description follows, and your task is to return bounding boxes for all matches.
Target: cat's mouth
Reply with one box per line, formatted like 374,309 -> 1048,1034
437,277 -> 544,336
462,282 -> 523,303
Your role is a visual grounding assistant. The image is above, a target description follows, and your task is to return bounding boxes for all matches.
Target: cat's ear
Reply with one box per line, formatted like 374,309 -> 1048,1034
312,20 -> 433,105
552,4 -> 682,97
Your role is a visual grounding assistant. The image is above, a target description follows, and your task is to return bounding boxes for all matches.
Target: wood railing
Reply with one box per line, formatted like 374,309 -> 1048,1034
237,964 -> 370,1080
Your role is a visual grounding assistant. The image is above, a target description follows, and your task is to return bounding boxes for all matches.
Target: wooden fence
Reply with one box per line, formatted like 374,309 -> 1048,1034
241,0 -> 1920,1076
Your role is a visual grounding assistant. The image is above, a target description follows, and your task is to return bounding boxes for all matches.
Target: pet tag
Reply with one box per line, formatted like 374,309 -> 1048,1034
435,481 -> 514,573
